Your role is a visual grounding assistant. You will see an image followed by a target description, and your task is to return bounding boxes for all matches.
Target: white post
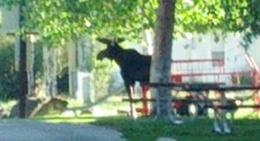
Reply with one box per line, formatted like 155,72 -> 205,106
43,46 -> 50,96
144,29 -> 154,55
26,35 -> 35,96
50,47 -> 58,96
67,40 -> 77,97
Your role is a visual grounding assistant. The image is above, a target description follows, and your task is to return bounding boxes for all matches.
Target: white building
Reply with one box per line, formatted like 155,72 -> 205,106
171,33 -> 260,85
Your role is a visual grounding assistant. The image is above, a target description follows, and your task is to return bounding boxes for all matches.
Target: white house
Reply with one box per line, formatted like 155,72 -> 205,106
170,33 -> 260,85
109,32 -> 260,93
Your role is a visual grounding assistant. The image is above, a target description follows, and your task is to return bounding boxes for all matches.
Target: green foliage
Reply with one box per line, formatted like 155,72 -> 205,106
0,37 -> 18,100
0,0 -> 154,43
221,0 -> 260,49
33,41 -> 44,79
240,75 -> 253,85
0,0 -> 19,8
0,37 -> 46,100
1,0 -> 260,44
93,50 -> 115,97
175,0 -> 223,34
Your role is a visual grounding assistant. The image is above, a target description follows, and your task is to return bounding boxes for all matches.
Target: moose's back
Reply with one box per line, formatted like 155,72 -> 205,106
119,49 -> 151,83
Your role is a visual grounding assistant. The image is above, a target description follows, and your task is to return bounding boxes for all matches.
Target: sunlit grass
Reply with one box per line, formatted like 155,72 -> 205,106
34,114 -> 97,124
65,98 -> 85,108
0,100 -> 17,111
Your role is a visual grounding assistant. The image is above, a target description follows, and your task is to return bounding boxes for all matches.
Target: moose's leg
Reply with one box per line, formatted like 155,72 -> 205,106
130,85 -> 138,118
213,91 -> 231,134
219,91 -> 231,134
125,82 -> 137,118
213,108 -> 222,133
212,91 -> 223,133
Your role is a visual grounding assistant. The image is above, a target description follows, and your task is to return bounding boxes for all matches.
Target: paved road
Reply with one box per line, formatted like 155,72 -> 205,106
0,120 -> 125,141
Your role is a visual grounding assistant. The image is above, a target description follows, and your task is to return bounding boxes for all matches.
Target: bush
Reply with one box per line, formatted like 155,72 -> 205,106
240,75 -> 253,85
0,38 -> 19,100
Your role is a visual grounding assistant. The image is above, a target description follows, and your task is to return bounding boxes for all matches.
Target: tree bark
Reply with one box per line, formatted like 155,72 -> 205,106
150,0 -> 175,117
43,46 -> 58,97
18,0 -> 27,118
27,35 -> 35,96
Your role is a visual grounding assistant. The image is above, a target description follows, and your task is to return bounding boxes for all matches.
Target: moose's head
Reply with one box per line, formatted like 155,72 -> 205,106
96,38 -> 124,60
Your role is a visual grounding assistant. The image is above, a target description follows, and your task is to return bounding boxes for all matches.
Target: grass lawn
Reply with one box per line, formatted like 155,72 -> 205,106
34,96 -> 260,141
92,116 -> 260,141
37,114 -> 260,141
5,94 -> 260,141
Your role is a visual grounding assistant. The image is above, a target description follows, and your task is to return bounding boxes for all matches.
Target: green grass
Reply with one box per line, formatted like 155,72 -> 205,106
4,94 -> 260,141
34,115 -> 260,141
92,116 -> 260,141
32,95 -> 260,141
35,114 -> 260,141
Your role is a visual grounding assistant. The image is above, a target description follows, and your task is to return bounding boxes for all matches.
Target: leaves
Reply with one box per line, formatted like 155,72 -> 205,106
0,0 -> 259,46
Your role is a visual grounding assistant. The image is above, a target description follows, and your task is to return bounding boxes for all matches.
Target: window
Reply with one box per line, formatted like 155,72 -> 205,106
211,51 -> 224,67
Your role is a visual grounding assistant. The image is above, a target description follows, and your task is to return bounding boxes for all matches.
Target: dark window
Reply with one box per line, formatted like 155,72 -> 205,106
211,51 -> 224,67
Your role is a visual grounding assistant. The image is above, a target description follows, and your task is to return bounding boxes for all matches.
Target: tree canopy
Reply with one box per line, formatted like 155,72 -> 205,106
0,0 -> 259,45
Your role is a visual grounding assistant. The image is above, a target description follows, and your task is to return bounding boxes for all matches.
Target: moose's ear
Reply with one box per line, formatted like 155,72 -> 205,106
96,38 -> 111,44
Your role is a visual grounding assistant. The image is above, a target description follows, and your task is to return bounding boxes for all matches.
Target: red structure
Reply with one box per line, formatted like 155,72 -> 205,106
137,53 -> 259,116
245,52 -> 260,110
135,84 -> 150,116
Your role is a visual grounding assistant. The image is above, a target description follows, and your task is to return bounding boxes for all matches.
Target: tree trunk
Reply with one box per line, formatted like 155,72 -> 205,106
27,35 -> 35,96
19,38 -> 27,118
150,0 -> 175,118
18,0 -> 27,118
43,46 -> 57,97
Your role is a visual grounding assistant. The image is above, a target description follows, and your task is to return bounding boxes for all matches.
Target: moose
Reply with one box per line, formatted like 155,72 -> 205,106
97,38 -> 151,117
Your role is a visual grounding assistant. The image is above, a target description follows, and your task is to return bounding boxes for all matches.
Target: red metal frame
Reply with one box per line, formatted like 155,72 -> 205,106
136,85 -> 150,116
245,52 -> 260,109
137,53 -> 259,116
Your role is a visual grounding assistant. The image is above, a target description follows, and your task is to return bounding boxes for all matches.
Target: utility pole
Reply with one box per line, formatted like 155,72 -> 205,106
18,0 -> 27,118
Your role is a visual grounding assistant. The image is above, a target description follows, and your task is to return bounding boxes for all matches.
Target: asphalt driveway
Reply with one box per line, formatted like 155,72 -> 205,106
0,120 -> 125,141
